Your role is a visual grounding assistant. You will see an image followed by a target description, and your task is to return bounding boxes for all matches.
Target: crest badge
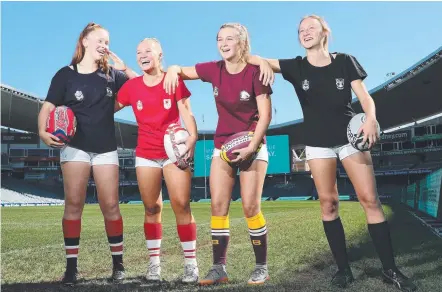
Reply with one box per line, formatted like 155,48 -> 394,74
163,99 -> 171,110
239,90 -> 251,101
336,78 -> 345,90
75,90 -> 84,101
137,100 -> 143,111
302,80 -> 309,91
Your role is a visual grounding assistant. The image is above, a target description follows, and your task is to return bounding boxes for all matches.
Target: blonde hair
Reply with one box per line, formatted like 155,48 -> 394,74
139,38 -> 164,71
299,15 -> 332,51
218,23 -> 251,62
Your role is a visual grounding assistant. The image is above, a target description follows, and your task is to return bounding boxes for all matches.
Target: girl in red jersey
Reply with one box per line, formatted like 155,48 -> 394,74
38,22 -> 138,286
164,23 -> 273,286
246,15 -> 417,291
115,38 -> 199,283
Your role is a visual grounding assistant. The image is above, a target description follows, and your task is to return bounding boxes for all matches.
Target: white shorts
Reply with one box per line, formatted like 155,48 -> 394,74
213,143 -> 269,162
135,157 -> 172,168
60,146 -> 119,166
305,143 -> 359,161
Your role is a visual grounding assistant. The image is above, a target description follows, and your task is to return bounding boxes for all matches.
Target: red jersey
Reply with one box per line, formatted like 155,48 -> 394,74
117,75 -> 191,159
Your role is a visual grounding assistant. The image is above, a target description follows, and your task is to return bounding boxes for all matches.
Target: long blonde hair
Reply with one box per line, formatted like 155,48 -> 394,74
299,15 -> 332,51
139,38 -> 164,71
218,23 -> 251,62
71,22 -> 109,75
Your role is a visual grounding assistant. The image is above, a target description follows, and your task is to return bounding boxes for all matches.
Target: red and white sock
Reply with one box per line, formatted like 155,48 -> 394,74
177,223 -> 197,265
144,223 -> 162,265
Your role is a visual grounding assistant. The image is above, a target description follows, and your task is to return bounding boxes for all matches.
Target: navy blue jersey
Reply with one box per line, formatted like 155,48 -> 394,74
45,65 -> 128,153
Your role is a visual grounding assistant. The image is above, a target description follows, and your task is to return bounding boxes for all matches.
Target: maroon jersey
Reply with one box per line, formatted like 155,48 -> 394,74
195,61 -> 272,149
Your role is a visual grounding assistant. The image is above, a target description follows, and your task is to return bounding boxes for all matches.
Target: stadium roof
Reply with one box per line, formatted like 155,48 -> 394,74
1,46 -> 441,148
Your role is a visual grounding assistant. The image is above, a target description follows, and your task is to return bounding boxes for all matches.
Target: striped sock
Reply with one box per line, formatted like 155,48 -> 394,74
144,223 -> 162,265
104,217 -> 124,269
62,219 -> 81,272
211,215 -> 230,265
246,211 -> 268,265
177,223 -> 197,265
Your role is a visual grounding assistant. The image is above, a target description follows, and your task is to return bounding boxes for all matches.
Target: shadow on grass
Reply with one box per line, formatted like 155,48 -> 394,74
2,203 -> 441,292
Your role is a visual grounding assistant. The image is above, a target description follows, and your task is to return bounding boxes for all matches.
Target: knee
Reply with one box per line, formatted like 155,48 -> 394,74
101,200 -> 121,220
173,200 -> 191,215
358,191 -> 381,210
320,196 -> 339,218
145,202 -> 162,217
211,201 -> 229,216
64,199 -> 84,218
242,202 -> 260,218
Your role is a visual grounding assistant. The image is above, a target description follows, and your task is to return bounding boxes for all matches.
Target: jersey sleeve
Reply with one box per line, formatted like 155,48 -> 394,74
194,61 -> 218,83
253,68 -> 273,97
116,81 -> 131,106
279,57 -> 301,85
45,67 -> 68,106
345,54 -> 367,82
175,77 -> 191,102
114,69 -> 130,92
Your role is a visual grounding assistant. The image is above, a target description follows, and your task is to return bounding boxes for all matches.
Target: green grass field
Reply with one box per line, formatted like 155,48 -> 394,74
2,201 -> 442,292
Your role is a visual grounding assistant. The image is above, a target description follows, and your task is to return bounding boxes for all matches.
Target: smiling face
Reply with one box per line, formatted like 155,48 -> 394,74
137,39 -> 163,72
82,28 -> 109,62
217,27 -> 243,62
298,17 -> 325,50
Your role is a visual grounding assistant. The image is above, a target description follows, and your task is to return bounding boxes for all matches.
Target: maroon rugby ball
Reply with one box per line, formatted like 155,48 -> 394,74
220,131 -> 262,164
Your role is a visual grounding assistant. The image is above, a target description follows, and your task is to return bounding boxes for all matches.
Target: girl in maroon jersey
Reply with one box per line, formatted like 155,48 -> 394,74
246,15 -> 416,291
164,23 -> 272,286
115,38 -> 199,283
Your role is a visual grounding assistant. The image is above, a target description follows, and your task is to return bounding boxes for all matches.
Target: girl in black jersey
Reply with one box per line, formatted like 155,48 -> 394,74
37,22 -> 138,286
247,15 -> 417,292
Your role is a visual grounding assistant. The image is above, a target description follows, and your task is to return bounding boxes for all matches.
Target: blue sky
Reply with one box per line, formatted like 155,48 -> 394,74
2,1 -> 442,131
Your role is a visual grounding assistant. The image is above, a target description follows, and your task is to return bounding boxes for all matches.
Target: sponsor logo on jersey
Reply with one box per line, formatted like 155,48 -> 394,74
106,87 -> 113,97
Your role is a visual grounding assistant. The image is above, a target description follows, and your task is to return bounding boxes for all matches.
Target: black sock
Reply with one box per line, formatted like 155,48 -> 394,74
323,217 -> 350,270
66,258 -> 78,273
368,221 -> 396,271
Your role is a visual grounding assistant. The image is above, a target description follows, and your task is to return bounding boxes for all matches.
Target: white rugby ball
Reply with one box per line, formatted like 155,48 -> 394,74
347,113 -> 380,151
164,123 -> 190,169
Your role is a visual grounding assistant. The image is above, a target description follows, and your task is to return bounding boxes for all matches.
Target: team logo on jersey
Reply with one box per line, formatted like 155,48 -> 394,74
106,87 -> 113,97
213,86 -> 219,97
163,99 -> 171,110
239,90 -> 251,101
302,80 -> 309,91
74,90 -> 84,101
336,78 -> 345,90
137,100 -> 143,111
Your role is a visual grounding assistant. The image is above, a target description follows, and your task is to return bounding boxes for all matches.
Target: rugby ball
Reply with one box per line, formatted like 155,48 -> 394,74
220,131 -> 262,164
164,123 -> 190,170
46,106 -> 77,144
347,113 -> 380,151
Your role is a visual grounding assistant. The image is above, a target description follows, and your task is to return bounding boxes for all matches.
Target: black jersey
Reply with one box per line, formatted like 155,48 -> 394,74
45,65 -> 129,154
279,53 -> 367,148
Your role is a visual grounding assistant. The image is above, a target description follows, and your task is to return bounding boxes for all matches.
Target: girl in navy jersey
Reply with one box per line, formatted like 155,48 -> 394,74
38,22 -> 138,286
164,23 -> 273,286
247,15 -> 417,291
115,38 -> 199,283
